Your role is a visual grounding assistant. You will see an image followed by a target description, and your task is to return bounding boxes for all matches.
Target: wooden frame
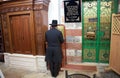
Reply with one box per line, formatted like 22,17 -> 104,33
7,11 -> 36,55
57,24 -> 67,66
109,14 -> 120,75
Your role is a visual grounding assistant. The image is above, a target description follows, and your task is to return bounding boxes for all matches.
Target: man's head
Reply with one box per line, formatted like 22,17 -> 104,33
49,20 -> 58,27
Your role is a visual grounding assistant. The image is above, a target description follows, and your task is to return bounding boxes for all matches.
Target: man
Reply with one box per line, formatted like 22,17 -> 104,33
45,20 -> 64,78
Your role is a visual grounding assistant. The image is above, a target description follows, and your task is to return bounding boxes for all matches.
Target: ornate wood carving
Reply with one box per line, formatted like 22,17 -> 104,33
0,0 -> 49,55
1,14 -> 10,51
0,0 -> 49,14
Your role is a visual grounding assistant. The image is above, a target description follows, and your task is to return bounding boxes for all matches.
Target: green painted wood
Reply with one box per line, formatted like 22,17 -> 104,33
112,0 -> 118,13
96,0 -> 100,62
82,0 -> 118,63
82,0 -> 97,62
82,0 -> 85,62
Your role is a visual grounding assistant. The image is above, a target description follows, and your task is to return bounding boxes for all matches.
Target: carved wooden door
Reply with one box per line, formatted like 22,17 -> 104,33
9,14 -> 32,54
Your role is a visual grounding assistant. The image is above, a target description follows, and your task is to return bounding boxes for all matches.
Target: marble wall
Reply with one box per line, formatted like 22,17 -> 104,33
58,0 -> 82,64
4,53 -> 47,72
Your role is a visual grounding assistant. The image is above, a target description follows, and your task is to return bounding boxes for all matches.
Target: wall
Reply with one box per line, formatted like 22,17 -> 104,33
48,0 -> 82,64
3,0 -> 115,71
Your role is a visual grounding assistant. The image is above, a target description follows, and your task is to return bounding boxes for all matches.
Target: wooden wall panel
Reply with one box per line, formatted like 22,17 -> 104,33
0,0 -> 50,55
1,14 -> 10,52
34,11 -> 42,55
34,10 -> 48,55
10,14 -> 32,54
110,14 -> 120,75
110,34 -> 120,75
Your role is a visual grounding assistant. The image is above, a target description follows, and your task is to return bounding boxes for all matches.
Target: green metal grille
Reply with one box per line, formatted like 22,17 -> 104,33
82,0 -> 118,63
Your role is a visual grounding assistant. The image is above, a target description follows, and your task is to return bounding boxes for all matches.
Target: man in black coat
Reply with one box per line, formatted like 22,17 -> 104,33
45,20 -> 64,78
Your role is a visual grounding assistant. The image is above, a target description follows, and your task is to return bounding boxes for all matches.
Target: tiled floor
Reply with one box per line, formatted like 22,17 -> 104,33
1,62 -> 120,78
0,62 -> 94,78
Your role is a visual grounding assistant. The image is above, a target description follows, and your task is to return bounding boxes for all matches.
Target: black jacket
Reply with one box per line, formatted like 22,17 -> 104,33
45,28 -> 64,63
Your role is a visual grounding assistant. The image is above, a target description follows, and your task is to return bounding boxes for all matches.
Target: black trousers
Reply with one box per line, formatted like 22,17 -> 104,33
49,61 -> 61,77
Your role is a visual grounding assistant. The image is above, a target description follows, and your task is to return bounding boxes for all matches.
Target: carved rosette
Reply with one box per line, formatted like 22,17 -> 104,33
0,6 -> 31,14
0,5 -> 48,14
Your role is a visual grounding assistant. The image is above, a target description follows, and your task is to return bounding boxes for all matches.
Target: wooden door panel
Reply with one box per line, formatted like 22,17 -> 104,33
21,15 -> 31,53
10,14 -> 32,54
10,16 -> 22,53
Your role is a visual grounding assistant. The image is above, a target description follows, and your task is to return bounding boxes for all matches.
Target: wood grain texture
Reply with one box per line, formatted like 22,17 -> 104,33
110,14 -> 120,75
61,64 -> 97,72
0,0 -> 49,55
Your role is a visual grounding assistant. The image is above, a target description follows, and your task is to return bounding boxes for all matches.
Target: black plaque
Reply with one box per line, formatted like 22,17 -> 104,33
64,0 -> 81,22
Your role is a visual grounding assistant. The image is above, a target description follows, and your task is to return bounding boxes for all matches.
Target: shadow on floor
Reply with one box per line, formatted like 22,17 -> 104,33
96,71 -> 120,78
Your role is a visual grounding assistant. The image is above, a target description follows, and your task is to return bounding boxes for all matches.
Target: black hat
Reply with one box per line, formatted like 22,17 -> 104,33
49,20 -> 58,27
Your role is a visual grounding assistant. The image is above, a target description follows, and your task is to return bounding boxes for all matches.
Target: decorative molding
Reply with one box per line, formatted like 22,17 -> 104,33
0,0 -> 49,55
0,5 -> 43,14
0,0 -> 49,14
